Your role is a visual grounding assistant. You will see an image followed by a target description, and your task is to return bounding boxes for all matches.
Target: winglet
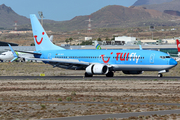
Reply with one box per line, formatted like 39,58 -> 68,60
8,44 -> 18,62
139,45 -> 142,50
94,41 -> 101,50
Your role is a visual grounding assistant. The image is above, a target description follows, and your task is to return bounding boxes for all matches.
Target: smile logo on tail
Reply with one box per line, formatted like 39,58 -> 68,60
34,32 -> 44,45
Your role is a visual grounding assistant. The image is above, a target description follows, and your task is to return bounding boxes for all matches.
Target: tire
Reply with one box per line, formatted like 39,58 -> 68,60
106,71 -> 114,77
85,72 -> 93,77
158,73 -> 163,78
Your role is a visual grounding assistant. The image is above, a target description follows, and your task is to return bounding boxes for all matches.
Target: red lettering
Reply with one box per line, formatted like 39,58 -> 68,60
120,53 -> 126,61
126,53 -> 129,61
116,53 -> 121,61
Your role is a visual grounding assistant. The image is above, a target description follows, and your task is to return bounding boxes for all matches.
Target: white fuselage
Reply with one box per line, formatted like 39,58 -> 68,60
0,51 -> 34,61
0,51 -> 14,61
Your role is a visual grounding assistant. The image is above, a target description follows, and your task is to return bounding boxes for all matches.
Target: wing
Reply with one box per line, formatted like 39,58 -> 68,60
25,57 -> 90,70
26,57 -> 89,65
5,49 -> 41,55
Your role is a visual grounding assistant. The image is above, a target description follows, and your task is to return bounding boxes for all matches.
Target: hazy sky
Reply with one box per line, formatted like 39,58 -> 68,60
0,0 -> 137,21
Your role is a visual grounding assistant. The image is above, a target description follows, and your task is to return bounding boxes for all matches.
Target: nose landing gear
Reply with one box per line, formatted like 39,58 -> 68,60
158,73 -> 163,78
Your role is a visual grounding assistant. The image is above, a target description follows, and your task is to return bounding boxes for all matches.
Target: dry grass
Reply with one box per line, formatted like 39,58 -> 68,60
0,62 -> 83,76
0,62 -> 179,119
0,79 -> 180,119
0,61 -> 180,76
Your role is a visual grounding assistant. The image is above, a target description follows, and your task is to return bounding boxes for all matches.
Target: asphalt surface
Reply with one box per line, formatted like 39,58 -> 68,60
42,109 -> 180,120
2,100 -> 180,120
0,76 -> 180,80
1,75 -> 180,120
1,101 -> 180,106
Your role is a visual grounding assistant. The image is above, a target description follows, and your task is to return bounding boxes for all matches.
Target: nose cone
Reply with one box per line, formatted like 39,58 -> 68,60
169,58 -> 178,66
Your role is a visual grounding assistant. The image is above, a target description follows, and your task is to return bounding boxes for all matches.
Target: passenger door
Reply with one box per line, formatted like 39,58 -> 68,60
150,53 -> 155,64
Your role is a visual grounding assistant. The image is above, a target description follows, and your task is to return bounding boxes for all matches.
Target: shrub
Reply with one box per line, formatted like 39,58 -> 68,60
110,98 -> 113,102
66,97 -> 72,101
71,92 -> 76,96
40,104 -> 46,109
58,98 -> 62,101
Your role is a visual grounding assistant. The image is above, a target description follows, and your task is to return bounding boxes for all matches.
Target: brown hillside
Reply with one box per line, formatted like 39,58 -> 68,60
0,4 -> 30,29
133,0 -> 173,6
70,5 -> 180,27
143,0 -> 180,12
1,4 -> 180,32
0,4 -> 57,29
43,5 -> 180,31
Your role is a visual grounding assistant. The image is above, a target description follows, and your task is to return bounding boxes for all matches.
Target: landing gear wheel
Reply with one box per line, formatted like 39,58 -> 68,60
85,72 -> 93,77
158,73 -> 163,78
106,71 -> 114,77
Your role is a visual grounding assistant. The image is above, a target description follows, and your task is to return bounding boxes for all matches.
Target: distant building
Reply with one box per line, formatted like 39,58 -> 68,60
85,37 -> 92,41
9,31 -> 32,34
162,39 -> 176,44
140,39 -> 176,45
140,40 -> 157,45
115,36 -> 136,45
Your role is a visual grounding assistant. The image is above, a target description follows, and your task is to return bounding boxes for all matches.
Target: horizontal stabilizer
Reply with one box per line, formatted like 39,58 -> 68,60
5,49 -> 41,55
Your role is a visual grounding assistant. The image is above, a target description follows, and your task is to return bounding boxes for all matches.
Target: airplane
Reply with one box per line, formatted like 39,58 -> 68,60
0,51 -> 14,62
166,39 -> 180,61
0,50 -> 34,62
49,35 -> 53,43
176,39 -> 180,57
0,35 -> 54,62
94,41 -> 101,50
9,14 -> 177,77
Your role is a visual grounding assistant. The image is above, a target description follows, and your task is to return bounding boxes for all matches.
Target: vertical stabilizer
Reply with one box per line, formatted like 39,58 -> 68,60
30,14 -> 65,51
95,41 -> 101,50
176,39 -> 180,52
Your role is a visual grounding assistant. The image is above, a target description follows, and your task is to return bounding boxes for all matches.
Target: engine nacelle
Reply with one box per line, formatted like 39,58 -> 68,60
86,64 -> 109,75
122,71 -> 143,74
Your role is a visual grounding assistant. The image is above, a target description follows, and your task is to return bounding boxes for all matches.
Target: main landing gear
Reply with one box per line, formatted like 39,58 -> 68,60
85,72 -> 93,77
158,73 -> 163,78
106,71 -> 114,77
84,71 -> 114,77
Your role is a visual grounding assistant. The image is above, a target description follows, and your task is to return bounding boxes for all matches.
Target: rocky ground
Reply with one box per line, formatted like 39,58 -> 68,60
0,80 -> 180,119
0,62 -> 179,77
0,62 -> 179,119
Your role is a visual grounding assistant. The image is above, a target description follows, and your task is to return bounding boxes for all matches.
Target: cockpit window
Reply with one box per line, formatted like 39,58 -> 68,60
160,56 -> 170,59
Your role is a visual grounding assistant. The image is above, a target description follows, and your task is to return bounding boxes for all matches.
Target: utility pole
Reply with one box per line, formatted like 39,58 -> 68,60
149,26 -> 155,40
38,11 -> 44,26
85,15 -> 93,33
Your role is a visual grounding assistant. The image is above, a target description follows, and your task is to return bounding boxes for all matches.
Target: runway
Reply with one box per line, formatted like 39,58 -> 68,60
1,100 -> 180,120
0,75 -> 180,80
42,109 -> 180,120
1,75 -> 180,119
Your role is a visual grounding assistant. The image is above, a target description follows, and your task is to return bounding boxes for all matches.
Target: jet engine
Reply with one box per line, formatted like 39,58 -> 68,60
122,71 -> 143,74
86,64 -> 109,75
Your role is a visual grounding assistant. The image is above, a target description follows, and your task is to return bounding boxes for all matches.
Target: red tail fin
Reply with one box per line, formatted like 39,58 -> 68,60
176,39 -> 180,52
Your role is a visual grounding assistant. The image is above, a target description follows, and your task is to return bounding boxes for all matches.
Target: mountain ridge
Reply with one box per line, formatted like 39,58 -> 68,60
0,4 -> 30,29
1,4 -> 180,32
48,5 -> 180,31
133,0 -> 173,6
142,0 -> 180,13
